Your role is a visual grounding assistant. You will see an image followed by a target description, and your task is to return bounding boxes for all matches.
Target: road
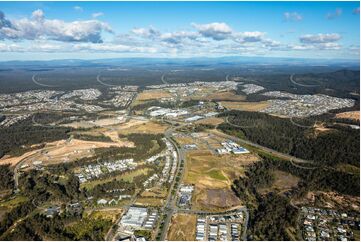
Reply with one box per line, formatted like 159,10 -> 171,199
159,122 -> 187,240
158,121 -> 253,240
32,74 -> 57,87
96,74 -> 118,87
161,73 -> 169,85
13,150 -> 41,192
289,74 -> 319,88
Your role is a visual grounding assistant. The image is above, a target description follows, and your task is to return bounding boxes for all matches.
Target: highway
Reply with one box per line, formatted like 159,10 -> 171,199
158,121 -> 253,241
159,122 -> 187,240
32,74 -> 58,87
289,74 -> 319,88
161,73 -> 169,85
96,73 -> 118,87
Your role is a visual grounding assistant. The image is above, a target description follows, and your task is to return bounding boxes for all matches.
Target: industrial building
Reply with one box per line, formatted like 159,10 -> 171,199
120,206 -> 148,228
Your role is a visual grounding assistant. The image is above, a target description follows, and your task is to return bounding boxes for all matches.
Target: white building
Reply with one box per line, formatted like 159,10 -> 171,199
120,207 -> 148,228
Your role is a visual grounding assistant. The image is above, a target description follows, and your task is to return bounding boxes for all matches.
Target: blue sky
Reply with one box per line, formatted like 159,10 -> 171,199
0,1 -> 359,60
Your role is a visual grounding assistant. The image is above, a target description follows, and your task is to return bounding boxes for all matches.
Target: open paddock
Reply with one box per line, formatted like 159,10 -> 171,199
62,117 -> 126,129
136,90 -> 172,101
335,111 -> 360,121
167,213 -> 197,241
221,101 -> 270,111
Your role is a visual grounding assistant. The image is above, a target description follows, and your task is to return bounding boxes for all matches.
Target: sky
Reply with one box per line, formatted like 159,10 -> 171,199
0,1 -> 359,61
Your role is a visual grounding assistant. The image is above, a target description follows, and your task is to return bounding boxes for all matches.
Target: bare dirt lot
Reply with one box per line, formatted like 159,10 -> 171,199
62,117 -> 126,129
335,111 -> 360,121
167,213 -> 197,241
202,91 -> 246,101
136,90 -> 172,101
184,149 -> 259,211
0,138 -> 134,167
220,101 -> 270,111
116,120 -> 168,135
0,150 -> 39,166
193,187 -> 242,211
195,117 -> 224,126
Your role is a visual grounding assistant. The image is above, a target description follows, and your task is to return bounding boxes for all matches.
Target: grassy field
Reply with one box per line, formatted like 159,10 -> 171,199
195,117 -> 224,126
134,197 -> 164,207
117,121 -> 168,135
221,101 -> 270,111
80,168 -> 151,190
87,208 -> 123,222
66,215 -> 112,240
141,187 -> 168,198
335,163 -> 360,175
136,90 -> 172,101
200,91 -> 246,101
183,150 -> 259,211
184,150 -> 258,188
167,213 -> 197,241
0,195 -> 28,210
258,170 -> 300,194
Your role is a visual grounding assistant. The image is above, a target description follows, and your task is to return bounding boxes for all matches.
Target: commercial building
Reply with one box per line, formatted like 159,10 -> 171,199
120,207 -> 148,228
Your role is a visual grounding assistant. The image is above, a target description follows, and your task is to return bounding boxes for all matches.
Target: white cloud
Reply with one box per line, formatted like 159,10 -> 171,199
299,33 -> 341,44
0,9 -> 112,43
192,22 -> 232,40
73,43 -> 157,53
74,6 -> 83,12
131,26 -> 160,39
92,12 -> 104,18
318,42 -> 341,50
284,12 -> 303,21
160,31 -> 198,45
289,42 -> 341,51
326,8 -> 342,19
235,31 -> 265,43
0,11 -> 13,28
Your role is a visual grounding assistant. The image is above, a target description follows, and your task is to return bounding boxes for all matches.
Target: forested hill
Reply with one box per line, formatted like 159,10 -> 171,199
218,110 -> 360,166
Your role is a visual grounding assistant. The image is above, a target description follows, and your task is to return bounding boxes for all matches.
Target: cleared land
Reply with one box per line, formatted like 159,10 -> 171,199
86,208 -> 123,223
220,101 -> 270,111
116,120 -> 168,135
0,137 -> 134,167
193,187 -> 242,211
80,168 -> 152,190
201,91 -> 246,101
167,213 -> 197,241
335,111 -> 360,121
336,163 -> 360,175
134,197 -> 164,207
62,117 -> 126,129
195,117 -> 224,126
0,150 -> 39,166
136,90 -> 172,101
184,150 -> 259,211
258,170 -> 300,194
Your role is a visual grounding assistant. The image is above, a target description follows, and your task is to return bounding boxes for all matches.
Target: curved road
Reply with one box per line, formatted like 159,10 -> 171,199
96,74 -> 119,87
161,73 -> 169,85
32,74 -> 58,87
289,74 -> 320,88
